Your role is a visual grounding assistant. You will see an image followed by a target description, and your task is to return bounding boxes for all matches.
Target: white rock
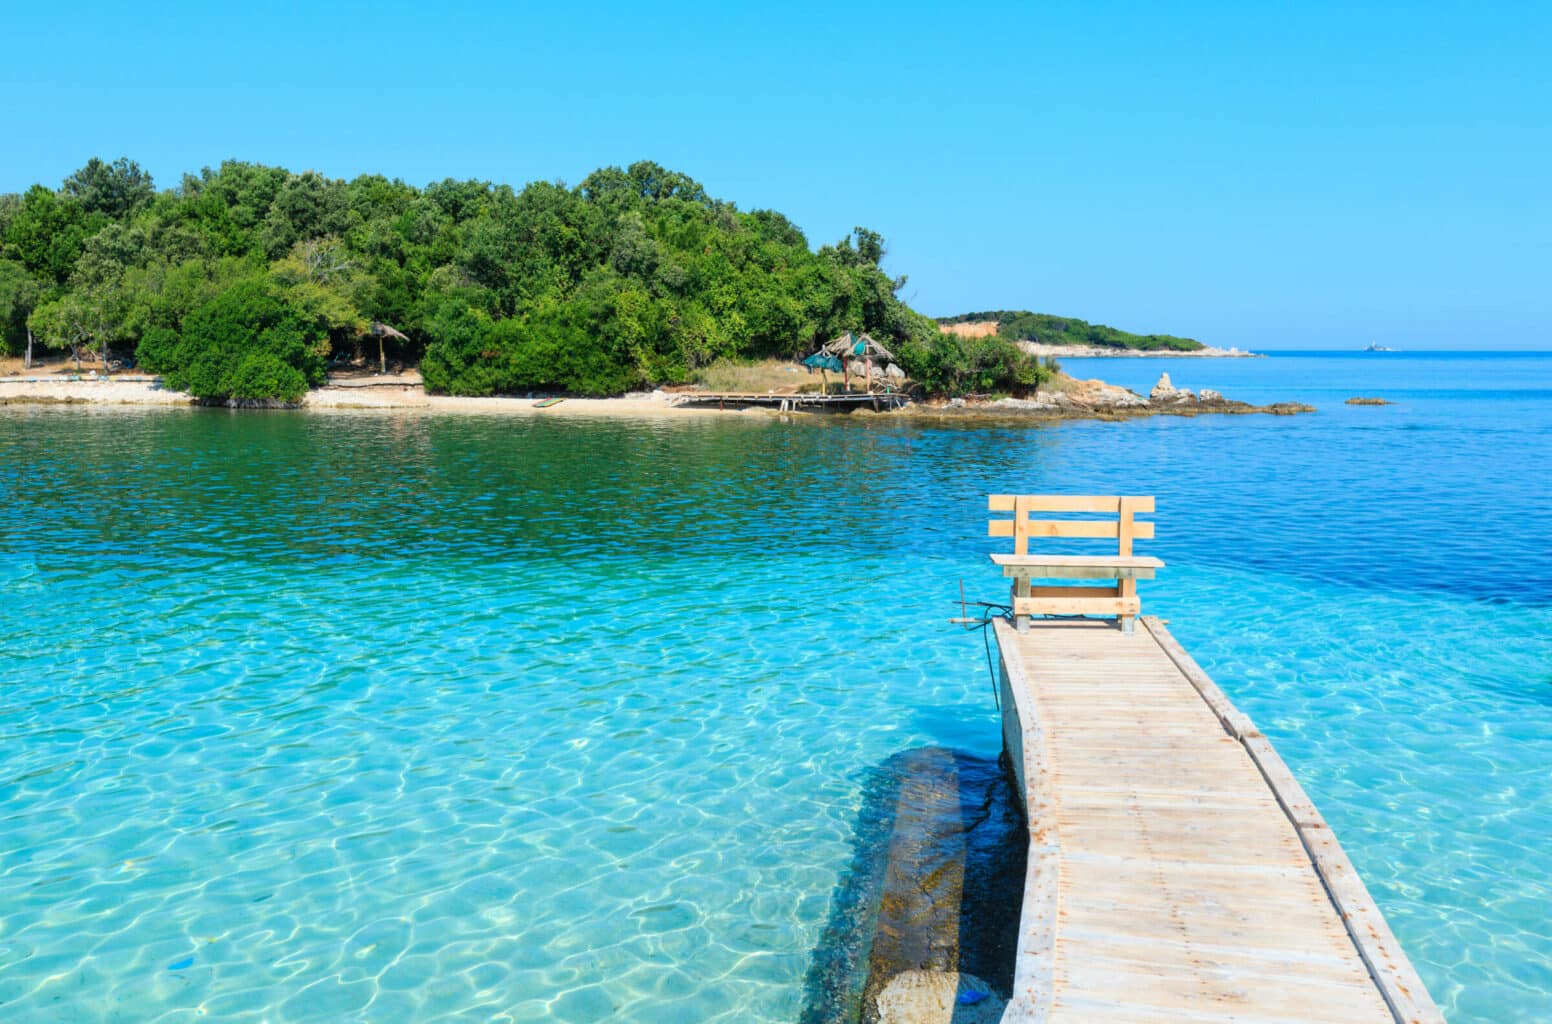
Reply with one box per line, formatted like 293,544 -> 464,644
1150,372 -> 1195,402
1095,384 -> 1148,407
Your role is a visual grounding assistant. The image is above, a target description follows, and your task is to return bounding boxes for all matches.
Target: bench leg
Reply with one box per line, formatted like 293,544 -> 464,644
1120,615 -> 1135,635
1012,580 -> 1029,632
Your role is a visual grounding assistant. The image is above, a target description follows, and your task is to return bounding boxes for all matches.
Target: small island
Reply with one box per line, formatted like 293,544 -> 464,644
2,157 -> 1287,417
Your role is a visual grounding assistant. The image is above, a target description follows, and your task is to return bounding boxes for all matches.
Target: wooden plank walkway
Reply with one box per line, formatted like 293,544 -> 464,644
670,391 -> 908,411
994,616 -> 1443,1024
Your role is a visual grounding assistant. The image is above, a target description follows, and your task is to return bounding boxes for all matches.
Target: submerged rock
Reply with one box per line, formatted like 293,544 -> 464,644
796,748 -> 1026,1024
875,970 -> 1006,1024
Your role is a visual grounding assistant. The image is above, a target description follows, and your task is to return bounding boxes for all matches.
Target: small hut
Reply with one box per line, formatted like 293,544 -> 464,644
820,332 -> 896,392
369,322 -> 411,375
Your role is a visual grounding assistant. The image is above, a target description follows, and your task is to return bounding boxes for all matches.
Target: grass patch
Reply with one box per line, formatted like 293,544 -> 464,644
689,359 -> 820,393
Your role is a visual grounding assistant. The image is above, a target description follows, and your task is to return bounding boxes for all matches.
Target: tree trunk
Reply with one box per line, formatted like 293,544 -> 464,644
379,334 -> 386,375
24,329 -> 32,370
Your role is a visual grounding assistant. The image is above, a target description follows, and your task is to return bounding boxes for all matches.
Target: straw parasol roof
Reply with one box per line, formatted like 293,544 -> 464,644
368,322 -> 411,374
821,331 -> 895,363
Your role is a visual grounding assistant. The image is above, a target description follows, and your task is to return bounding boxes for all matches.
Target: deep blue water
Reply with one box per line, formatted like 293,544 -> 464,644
1,351 -> 1548,1021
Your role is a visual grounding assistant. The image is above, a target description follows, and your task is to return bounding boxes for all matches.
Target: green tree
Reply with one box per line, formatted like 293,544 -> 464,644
0,260 -> 44,358
4,186 -> 102,283
61,157 -> 155,218
29,293 -> 110,370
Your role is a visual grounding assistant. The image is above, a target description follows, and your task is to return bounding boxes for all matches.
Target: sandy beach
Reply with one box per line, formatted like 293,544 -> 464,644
0,375 -> 762,419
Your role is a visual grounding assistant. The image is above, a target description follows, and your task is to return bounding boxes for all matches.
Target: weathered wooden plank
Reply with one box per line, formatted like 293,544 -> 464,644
991,553 -> 1165,569
1013,596 -> 1141,616
990,495 -> 1152,513
993,617 -> 1058,1024
1013,495 -> 1034,556
1140,616 -> 1445,1024
1006,564 -> 1158,581
1020,519 -> 1158,540
993,618 -> 1442,1024
1026,585 -> 1121,599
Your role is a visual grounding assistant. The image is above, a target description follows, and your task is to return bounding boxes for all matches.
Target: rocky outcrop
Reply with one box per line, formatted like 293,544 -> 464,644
1149,372 -> 1195,403
1345,396 -> 1393,405
907,372 -> 1314,421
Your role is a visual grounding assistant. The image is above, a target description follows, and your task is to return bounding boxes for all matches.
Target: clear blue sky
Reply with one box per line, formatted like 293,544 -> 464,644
3,1 -> 1548,349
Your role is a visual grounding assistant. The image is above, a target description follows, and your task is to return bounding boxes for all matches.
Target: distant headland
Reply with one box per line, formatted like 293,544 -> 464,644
936,311 -> 1260,357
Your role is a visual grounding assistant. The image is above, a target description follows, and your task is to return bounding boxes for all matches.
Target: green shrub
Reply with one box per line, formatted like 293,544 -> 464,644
422,307 -> 634,396
229,353 -> 308,403
898,333 -> 1050,396
135,277 -> 328,401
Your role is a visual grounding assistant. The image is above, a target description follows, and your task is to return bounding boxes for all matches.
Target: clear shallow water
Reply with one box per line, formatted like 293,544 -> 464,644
1,351 -> 1549,1022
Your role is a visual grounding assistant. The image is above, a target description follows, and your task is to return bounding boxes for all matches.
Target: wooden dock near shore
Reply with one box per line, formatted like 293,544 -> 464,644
670,390 -> 908,412
993,615 -> 1443,1024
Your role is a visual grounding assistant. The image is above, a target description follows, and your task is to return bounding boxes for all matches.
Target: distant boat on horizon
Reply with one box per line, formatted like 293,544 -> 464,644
1364,343 -> 1398,352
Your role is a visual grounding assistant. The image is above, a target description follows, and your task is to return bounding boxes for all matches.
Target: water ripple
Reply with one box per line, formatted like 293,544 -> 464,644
0,352 -> 1548,1022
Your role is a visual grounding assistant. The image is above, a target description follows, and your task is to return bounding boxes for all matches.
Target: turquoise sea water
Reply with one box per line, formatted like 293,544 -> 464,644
1,351 -> 1548,1022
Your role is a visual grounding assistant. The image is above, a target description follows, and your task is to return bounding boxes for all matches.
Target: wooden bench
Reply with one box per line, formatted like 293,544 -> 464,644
989,495 -> 1164,634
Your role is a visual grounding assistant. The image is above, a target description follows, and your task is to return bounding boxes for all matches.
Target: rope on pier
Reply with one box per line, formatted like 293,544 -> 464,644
954,586 -> 1013,711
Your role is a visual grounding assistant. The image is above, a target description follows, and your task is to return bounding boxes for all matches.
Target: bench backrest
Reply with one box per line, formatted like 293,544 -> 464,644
988,495 -> 1155,556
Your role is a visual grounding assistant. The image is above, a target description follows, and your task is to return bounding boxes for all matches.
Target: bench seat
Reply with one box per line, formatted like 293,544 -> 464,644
991,553 -> 1164,579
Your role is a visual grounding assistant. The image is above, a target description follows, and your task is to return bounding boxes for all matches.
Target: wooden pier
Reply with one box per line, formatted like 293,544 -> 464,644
670,390 -> 908,412
993,615 -> 1444,1023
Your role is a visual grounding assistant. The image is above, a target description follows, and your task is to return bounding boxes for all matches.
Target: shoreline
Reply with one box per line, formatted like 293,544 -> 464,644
1017,342 -> 1262,358
0,374 -> 1313,422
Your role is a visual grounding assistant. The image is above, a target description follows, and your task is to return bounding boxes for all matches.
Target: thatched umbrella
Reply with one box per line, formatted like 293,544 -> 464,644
802,350 -> 844,393
821,332 -> 896,392
369,322 -> 411,374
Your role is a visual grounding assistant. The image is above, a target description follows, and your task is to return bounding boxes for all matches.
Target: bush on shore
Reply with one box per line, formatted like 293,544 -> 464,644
137,278 -> 327,403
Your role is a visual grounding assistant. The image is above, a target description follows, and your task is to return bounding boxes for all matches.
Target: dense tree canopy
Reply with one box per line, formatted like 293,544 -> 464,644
2,157 -> 1045,399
